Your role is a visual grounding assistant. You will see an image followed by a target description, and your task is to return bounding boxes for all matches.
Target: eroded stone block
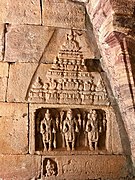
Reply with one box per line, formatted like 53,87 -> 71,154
0,24 -> 4,61
111,0 -> 134,16
43,1 -> 85,29
6,0 -> 41,25
0,62 -> 9,101
7,63 -> 52,102
0,0 -> 7,23
0,103 -> 28,154
0,155 -> 41,179
5,25 -> 55,63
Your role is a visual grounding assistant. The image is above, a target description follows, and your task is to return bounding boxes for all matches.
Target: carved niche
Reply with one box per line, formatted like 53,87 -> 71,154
28,30 -> 109,106
35,108 -> 107,152
43,158 -> 58,177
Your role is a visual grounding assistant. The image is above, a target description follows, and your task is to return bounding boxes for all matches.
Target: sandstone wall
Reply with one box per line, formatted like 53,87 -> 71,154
0,0 -> 135,179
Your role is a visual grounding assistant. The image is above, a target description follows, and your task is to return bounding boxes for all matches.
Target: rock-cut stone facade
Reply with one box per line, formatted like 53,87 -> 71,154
0,0 -> 135,179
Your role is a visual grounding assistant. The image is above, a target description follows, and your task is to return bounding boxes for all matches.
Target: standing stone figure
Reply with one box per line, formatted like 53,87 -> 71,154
63,109 -> 79,151
40,109 -> 56,151
86,110 -> 101,150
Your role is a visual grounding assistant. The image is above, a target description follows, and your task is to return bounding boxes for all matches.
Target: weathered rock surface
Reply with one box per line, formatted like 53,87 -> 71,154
7,63 -> 51,102
5,25 -> 55,63
0,155 -> 41,179
0,62 -> 8,101
0,103 -> 28,154
43,1 -> 86,29
6,0 -> 41,25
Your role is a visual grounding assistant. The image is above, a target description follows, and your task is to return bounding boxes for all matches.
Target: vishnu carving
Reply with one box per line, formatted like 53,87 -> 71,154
85,110 -> 102,150
63,109 -> 79,151
40,109 -> 56,151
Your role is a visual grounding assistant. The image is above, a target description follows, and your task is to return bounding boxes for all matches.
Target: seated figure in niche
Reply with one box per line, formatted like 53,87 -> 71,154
63,109 -> 79,151
85,110 -> 102,151
40,109 -> 56,151
45,159 -> 56,177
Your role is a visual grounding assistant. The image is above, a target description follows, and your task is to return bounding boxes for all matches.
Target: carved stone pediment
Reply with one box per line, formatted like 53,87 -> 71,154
28,30 -> 109,105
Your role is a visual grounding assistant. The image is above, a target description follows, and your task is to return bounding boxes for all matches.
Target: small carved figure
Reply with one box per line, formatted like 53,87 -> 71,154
60,110 -> 65,148
85,110 -> 101,150
49,78 -> 57,90
78,80 -> 84,91
52,58 -> 59,69
57,79 -> 62,90
63,109 -> 79,151
45,160 -> 56,177
63,30 -> 80,51
76,114 -> 82,147
95,79 -> 105,92
40,109 -> 56,151
84,81 -> 91,91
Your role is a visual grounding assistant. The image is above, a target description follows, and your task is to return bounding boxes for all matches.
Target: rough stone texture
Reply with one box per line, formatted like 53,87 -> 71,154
43,1 -> 85,29
86,0 -> 135,174
0,155 -> 41,179
0,62 -> 8,101
111,0 -> 134,16
0,0 -> 135,178
41,155 -> 129,179
4,25 -> 99,63
6,0 -> 41,25
0,24 -> 4,61
7,63 -> 38,102
0,0 -> 7,23
7,63 -> 53,102
0,103 -> 28,154
5,25 -> 55,63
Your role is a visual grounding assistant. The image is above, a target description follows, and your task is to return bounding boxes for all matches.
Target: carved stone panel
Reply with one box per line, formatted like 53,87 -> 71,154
31,107 -> 109,154
28,30 -> 109,106
43,158 -> 58,178
41,155 -> 129,179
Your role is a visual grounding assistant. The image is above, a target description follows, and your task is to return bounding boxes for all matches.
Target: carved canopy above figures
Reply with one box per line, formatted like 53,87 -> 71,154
28,30 -> 109,106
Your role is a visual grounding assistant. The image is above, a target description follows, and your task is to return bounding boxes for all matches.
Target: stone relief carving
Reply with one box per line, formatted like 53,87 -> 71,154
43,158 -> 58,177
63,109 -> 79,151
35,108 -> 107,152
40,109 -> 56,151
28,30 -> 109,105
62,159 -> 81,175
86,110 -> 103,150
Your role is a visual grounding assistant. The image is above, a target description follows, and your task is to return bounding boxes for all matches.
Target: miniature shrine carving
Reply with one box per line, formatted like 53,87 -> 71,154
29,29 -> 110,155
28,30 -> 109,106
35,108 -> 107,152
43,158 -> 58,177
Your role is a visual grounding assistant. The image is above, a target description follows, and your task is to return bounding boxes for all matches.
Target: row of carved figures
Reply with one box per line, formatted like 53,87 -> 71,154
29,77 -> 108,104
31,76 -> 105,92
52,58 -> 87,71
38,109 -> 106,151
